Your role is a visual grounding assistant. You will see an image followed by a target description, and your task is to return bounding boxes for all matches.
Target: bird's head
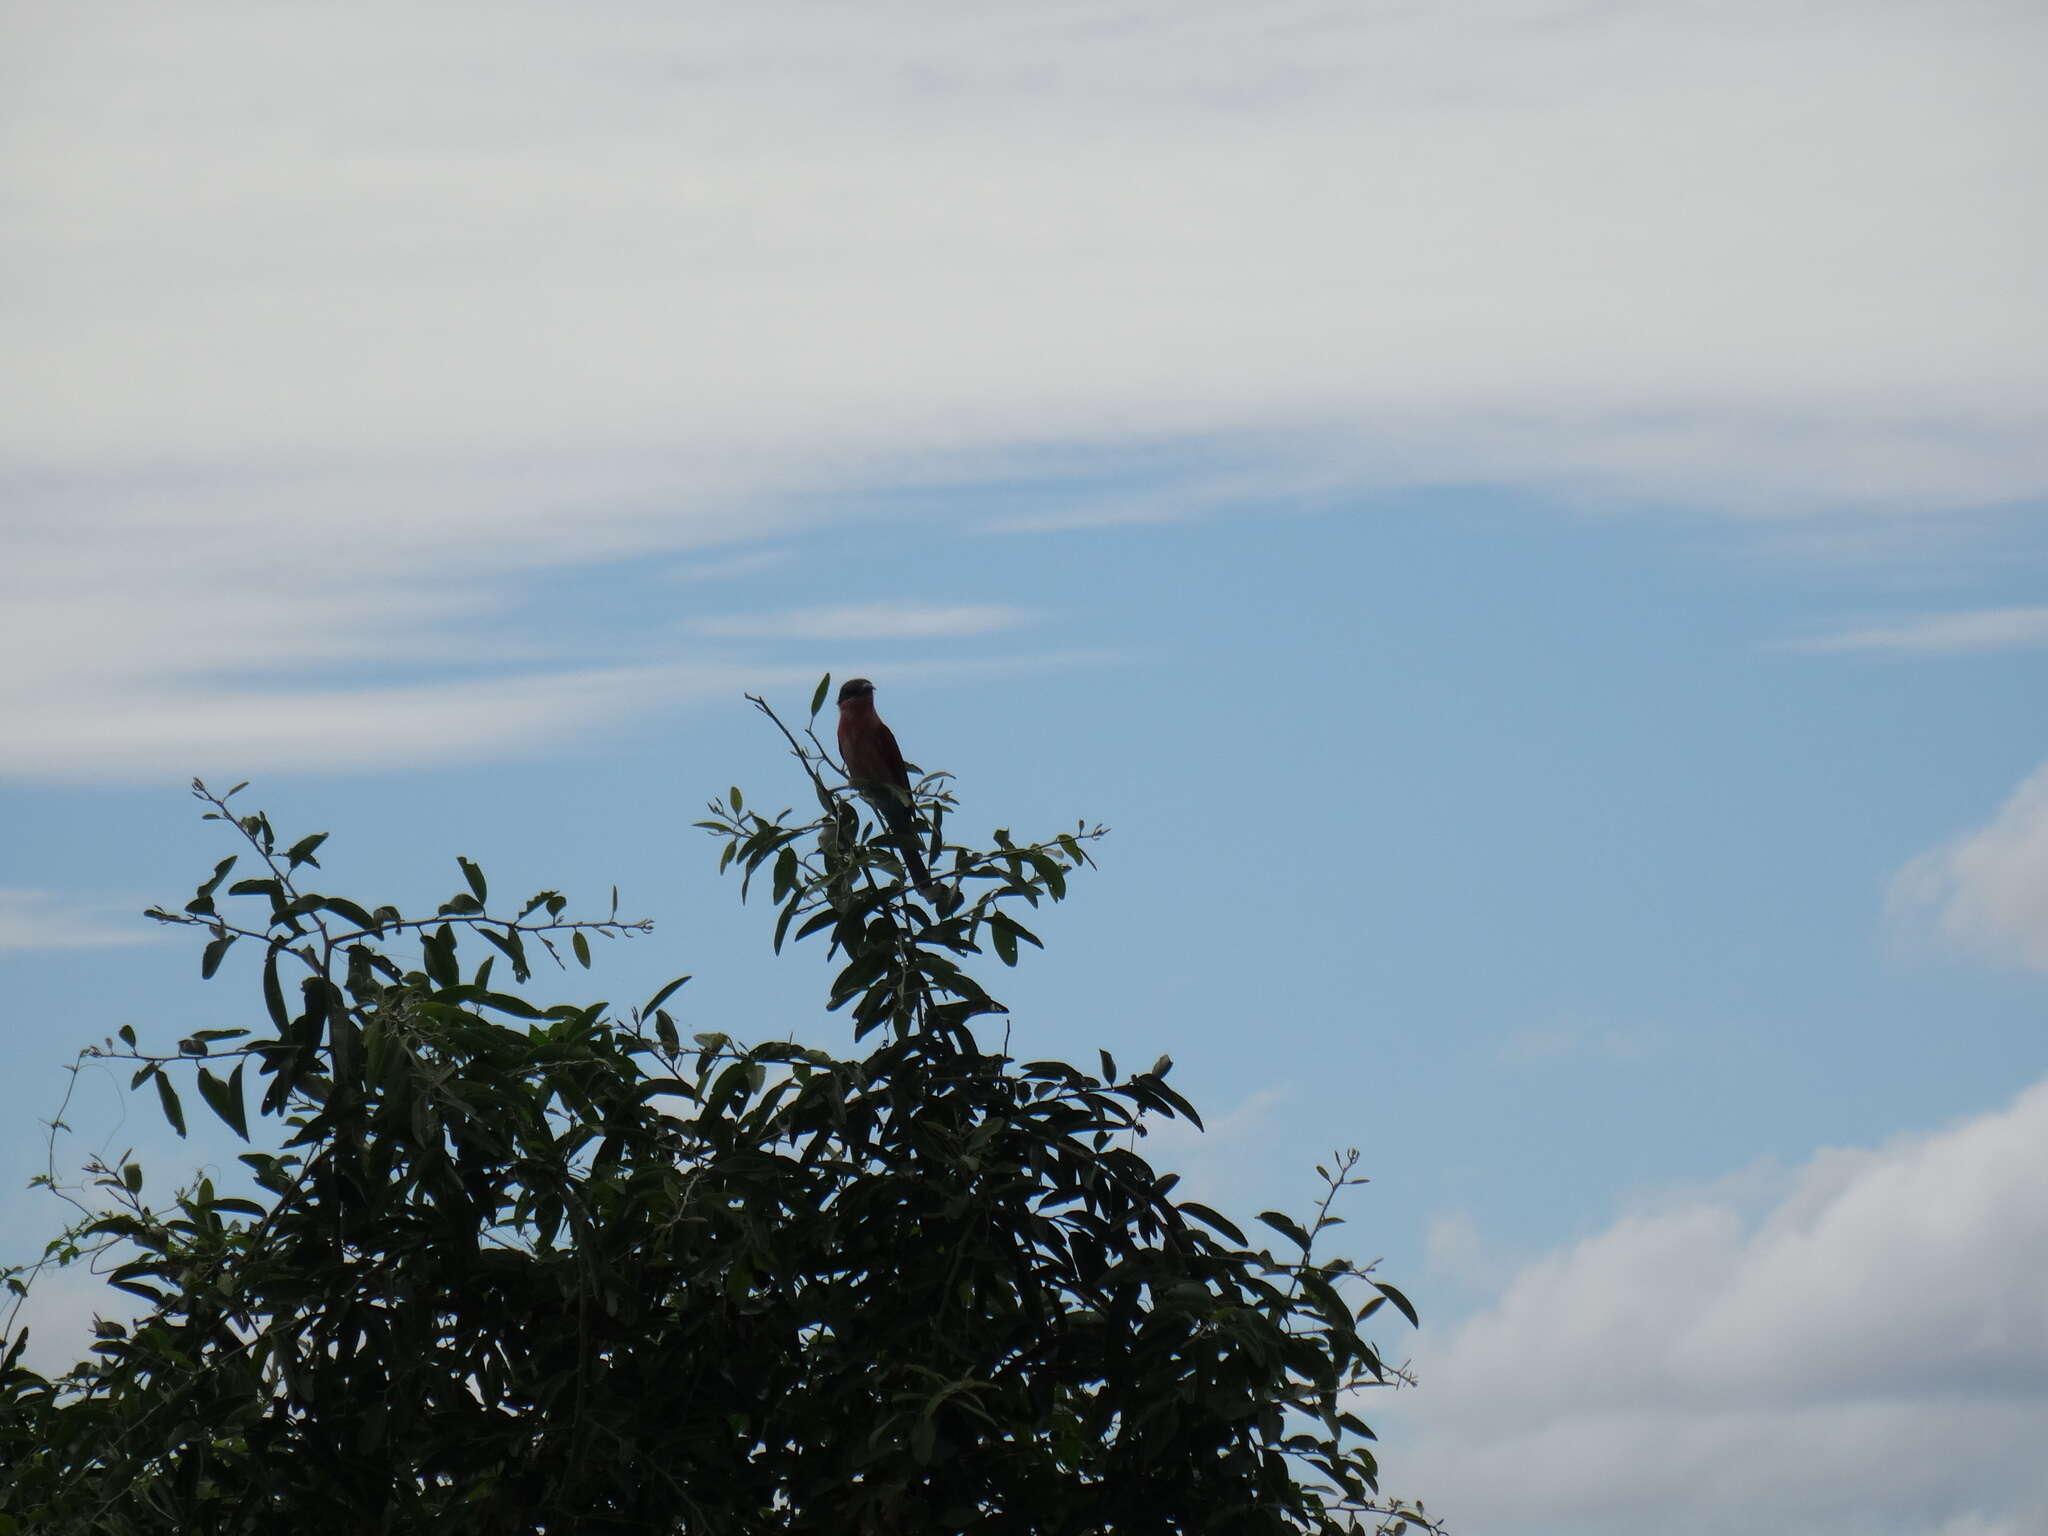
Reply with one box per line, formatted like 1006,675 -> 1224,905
836,678 -> 876,705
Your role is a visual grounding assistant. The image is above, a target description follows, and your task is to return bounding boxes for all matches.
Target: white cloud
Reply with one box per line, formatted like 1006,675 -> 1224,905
1138,1083 -> 1295,1215
1423,1209 -> 1515,1299
695,603 -> 1033,640
1934,1517 -> 2041,1536
984,500 -> 1197,535
3,0 -> 2043,778
0,445 -> 827,782
11,0 -> 2040,492
0,655 -> 817,783
1892,759 -> 2048,972
1788,607 -> 2048,655
1386,1079 -> 2048,1535
0,891 -> 154,952
665,549 -> 793,583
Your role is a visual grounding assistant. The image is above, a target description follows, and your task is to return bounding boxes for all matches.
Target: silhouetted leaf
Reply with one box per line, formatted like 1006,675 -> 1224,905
196,1065 -> 249,1141
1258,1211 -> 1312,1251
1372,1280 -> 1420,1329
285,833 -> 328,869
322,895 -> 378,931
154,1073 -> 186,1137
644,974 -> 690,1015
1177,1202 -> 1247,1246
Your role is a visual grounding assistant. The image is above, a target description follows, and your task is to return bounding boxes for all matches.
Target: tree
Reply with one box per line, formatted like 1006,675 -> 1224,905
1,682 -> 1441,1534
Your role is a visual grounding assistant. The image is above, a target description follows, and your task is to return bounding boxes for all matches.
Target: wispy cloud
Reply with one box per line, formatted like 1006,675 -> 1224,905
1388,1077 -> 2048,1534
0,658 -> 821,784
984,498 -> 1202,535
8,2 -> 2041,507
0,452 -> 836,783
3,1 -> 2043,779
1423,1209 -> 1516,1298
0,891 -> 153,952
1890,757 -> 2048,973
664,549 -> 792,583
694,604 -> 1035,641
1785,607 -> 2048,655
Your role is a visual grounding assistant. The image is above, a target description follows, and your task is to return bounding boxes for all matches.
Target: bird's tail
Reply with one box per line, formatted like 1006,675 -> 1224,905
876,795 -> 934,894
898,835 -> 934,895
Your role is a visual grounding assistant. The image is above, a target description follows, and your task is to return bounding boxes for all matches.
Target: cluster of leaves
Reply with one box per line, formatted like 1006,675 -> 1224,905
0,685 -> 1440,1535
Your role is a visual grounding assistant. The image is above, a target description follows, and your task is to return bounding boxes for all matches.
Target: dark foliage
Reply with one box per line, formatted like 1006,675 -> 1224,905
1,684 -> 1438,1535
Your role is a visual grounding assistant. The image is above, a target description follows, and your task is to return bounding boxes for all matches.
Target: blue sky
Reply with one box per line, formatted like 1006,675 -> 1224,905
4,4 -> 2046,1531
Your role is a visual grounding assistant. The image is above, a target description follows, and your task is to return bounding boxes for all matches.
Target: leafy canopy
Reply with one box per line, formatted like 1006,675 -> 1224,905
1,682 -> 1439,1535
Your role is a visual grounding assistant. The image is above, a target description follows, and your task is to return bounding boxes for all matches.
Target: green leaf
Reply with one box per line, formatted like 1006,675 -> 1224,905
478,990 -> 545,1020
262,948 -> 289,1031
1128,1068 -> 1201,1127
1372,1279 -> 1420,1329
643,974 -> 691,1015
422,925 -> 459,990
702,1059 -> 755,1119
154,1073 -> 187,1137
1027,850 -> 1068,900
186,855 -> 237,915
572,931 -> 591,968
201,932 -> 235,979
196,1065 -> 249,1141
479,925 -> 531,982
322,895 -> 379,931
284,832 -> 328,869
1177,1202 -> 1247,1246
1257,1211 -> 1312,1251
458,855 -> 488,904
810,672 -> 832,719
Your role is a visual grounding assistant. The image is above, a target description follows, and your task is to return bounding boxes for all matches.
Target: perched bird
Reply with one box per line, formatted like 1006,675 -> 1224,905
835,677 -> 934,893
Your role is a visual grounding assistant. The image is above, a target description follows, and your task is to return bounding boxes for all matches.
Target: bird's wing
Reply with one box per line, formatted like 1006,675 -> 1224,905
838,714 -> 913,797
870,721 -> 912,791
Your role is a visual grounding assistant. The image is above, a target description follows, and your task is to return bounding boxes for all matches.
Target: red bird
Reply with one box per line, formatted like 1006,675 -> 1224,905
835,677 -> 934,893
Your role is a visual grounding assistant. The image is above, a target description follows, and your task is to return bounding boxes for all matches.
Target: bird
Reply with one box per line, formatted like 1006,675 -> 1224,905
835,677 -> 934,894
